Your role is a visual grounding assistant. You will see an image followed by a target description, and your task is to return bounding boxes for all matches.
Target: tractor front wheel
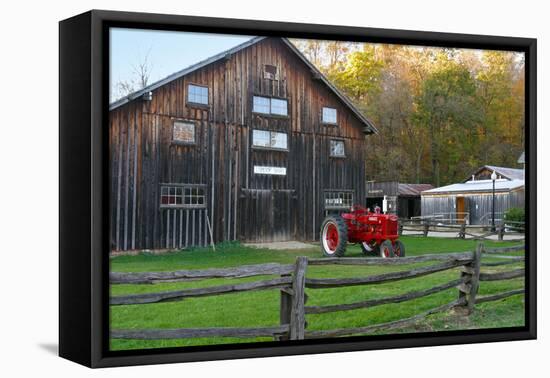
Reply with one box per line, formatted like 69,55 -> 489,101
393,240 -> 406,257
320,216 -> 348,257
361,241 -> 380,256
379,240 -> 395,258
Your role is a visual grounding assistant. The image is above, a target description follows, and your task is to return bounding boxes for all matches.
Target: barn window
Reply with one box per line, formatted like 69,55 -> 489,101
253,96 -> 288,116
271,98 -> 288,116
322,107 -> 338,124
252,129 -> 288,150
324,191 -> 353,210
173,121 -> 195,144
187,84 -> 209,105
160,185 -> 206,208
330,140 -> 345,157
253,96 -> 271,114
264,64 -> 278,80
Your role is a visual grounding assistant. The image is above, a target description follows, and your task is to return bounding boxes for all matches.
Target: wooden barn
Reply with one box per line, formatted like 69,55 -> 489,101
366,181 -> 434,219
420,165 -> 525,225
109,37 -> 376,252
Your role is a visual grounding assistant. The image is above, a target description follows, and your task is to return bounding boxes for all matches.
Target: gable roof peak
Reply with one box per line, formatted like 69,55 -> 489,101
109,36 -> 377,134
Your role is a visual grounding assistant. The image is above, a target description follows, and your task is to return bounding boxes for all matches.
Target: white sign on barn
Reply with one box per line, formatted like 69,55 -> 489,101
253,166 -> 287,176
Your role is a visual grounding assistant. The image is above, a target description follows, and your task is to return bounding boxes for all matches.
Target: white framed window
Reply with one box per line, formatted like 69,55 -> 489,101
173,121 -> 195,144
271,98 -> 288,116
253,96 -> 288,116
324,191 -> 353,210
187,84 -> 209,105
252,129 -> 288,150
253,96 -> 271,114
330,139 -> 345,157
322,107 -> 338,124
160,185 -> 206,208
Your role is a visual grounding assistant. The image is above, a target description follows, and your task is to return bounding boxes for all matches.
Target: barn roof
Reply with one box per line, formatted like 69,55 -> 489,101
466,165 -> 524,182
422,179 -> 524,195
398,183 -> 434,196
109,36 -> 377,134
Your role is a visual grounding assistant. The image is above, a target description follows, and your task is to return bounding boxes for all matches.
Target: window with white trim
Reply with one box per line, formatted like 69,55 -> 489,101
270,98 -> 288,115
252,129 -> 288,150
160,185 -> 206,208
322,107 -> 338,124
253,96 -> 288,116
324,191 -> 353,210
253,96 -> 270,114
173,121 -> 195,144
330,140 -> 345,157
187,84 -> 209,105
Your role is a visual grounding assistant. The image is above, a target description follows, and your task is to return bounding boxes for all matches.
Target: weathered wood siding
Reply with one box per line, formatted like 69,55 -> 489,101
110,38 -> 368,251
366,181 -> 399,198
421,188 -> 525,225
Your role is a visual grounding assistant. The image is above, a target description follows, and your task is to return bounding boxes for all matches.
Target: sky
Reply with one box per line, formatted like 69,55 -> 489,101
109,28 -> 254,102
109,28 -> 523,103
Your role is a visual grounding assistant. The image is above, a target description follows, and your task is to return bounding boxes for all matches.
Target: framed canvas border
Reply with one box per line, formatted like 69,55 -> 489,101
59,9 -> 537,368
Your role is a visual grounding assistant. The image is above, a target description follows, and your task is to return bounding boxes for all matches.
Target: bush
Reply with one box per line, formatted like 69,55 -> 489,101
504,207 -> 525,223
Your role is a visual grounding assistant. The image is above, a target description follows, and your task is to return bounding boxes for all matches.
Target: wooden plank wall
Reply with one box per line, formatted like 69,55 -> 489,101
421,189 -> 525,225
110,37 -> 369,250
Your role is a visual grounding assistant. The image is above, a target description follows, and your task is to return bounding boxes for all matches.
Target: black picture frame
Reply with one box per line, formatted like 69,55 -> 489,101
59,9 -> 537,368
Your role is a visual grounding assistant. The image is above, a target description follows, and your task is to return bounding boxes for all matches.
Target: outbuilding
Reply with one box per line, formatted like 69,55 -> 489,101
420,165 -> 525,225
109,37 -> 376,251
366,181 -> 434,219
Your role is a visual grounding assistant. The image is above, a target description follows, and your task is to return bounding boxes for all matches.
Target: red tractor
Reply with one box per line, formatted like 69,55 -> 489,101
320,205 -> 405,258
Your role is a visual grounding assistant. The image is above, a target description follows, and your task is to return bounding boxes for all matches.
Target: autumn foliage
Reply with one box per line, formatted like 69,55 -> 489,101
293,40 -> 525,186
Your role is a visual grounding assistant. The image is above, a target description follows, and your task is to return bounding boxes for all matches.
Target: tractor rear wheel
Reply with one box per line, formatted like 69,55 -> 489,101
379,240 -> 395,258
393,240 -> 406,257
361,241 -> 380,256
320,216 -> 348,257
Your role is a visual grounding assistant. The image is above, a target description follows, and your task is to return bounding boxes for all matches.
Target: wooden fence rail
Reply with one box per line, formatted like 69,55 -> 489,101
110,262 -> 295,284
111,326 -> 290,340
110,242 -> 525,341
398,219 -> 525,241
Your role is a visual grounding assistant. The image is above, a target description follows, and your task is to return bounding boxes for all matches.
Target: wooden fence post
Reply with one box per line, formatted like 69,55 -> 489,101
290,256 -> 308,340
459,223 -> 466,239
457,242 -> 482,315
498,225 -> 504,241
423,220 -> 430,237
278,273 -> 292,341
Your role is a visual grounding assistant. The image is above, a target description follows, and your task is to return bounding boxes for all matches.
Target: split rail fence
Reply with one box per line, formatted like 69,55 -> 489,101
399,219 -> 525,241
110,243 -> 525,341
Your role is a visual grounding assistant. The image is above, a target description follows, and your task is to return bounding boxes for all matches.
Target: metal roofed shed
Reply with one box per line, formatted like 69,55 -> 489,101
466,165 -> 524,182
421,173 -> 525,226
366,181 -> 434,219
423,179 -> 524,195
398,183 -> 435,196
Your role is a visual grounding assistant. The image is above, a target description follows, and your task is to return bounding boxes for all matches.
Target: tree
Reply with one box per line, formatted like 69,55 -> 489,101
294,40 -> 525,187
112,48 -> 153,101
326,45 -> 384,108
414,53 -> 481,186
476,51 -> 524,166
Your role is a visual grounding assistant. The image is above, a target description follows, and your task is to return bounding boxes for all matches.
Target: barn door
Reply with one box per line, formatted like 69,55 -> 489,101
272,190 -> 295,241
239,189 -> 295,242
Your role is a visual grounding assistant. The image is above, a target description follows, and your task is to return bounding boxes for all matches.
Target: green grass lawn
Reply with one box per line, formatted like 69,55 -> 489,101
110,236 -> 525,351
